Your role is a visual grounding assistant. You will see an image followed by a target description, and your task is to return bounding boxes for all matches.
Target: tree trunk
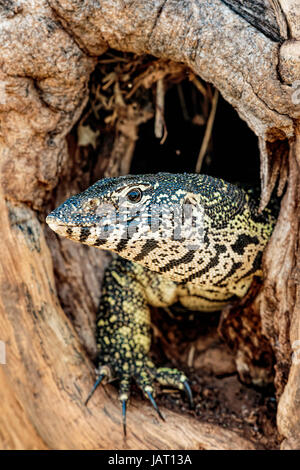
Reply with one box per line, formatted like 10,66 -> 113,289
0,0 -> 300,449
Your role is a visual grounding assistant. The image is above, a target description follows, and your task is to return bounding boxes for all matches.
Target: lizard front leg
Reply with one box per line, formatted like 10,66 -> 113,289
86,257 -> 192,434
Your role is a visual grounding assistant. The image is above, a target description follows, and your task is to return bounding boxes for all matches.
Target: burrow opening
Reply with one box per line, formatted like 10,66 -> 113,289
53,51 -> 278,448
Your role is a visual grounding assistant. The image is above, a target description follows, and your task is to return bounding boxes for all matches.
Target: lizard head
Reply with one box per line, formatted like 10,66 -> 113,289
46,172 -> 272,283
46,172 -> 206,247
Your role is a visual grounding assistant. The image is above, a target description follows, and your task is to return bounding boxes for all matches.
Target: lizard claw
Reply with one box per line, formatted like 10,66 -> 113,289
84,373 -> 105,406
146,389 -> 165,421
121,399 -> 127,436
183,380 -> 194,409
84,365 -> 112,406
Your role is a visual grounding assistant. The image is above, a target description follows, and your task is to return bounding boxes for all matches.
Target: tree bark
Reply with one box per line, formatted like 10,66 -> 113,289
0,0 -> 300,449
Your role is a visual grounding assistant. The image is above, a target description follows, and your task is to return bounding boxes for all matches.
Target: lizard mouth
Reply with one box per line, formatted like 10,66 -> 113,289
46,216 -> 100,242
46,216 -> 84,233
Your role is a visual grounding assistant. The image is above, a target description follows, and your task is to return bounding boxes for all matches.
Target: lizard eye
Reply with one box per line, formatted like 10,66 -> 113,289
126,188 -> 142,203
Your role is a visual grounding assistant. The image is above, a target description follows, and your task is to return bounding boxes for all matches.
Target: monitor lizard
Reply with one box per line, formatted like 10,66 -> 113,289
46,172 -> 276,434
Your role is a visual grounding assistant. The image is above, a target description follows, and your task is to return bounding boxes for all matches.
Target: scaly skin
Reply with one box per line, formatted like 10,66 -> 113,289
46,173 -> 276,432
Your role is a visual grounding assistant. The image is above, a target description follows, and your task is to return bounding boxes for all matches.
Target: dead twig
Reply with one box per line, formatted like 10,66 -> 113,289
191,76 -> 207,97
195,88 -> 219,173
155,78 -> 165,140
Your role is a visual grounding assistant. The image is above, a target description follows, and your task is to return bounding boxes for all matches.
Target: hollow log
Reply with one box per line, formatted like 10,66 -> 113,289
0,0 -> 300,449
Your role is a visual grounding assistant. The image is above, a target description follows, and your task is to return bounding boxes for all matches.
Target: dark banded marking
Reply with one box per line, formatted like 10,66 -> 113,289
215,261 -> 243,286
79,227 -> 91,243
134,239 -> 159,262
184,251 -> 221,282
93,237 -> 108,247
185,242 -> 238,283
231,234 -> 259,255
66,227 -> 73,236
182,243 -> 226,281
115,228 -> 131,253
116,237 -> 130,253
158,250 -> 196,274
237,250 -> 262,280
